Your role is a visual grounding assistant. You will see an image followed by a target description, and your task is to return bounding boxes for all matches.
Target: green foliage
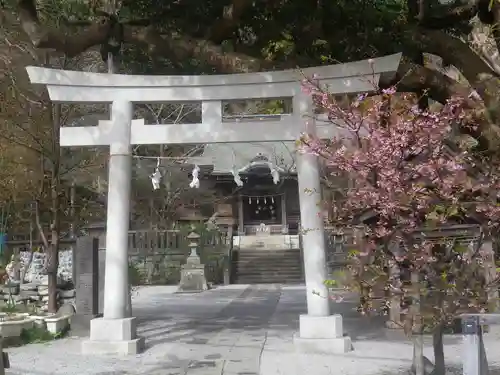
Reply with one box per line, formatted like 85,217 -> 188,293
324,279 -> 338,287
35,0 -> 93,25
20,324 -> 69,345
0,303 -> 19,313
2,323 -> 69,348
116,0 -> 412,72
128,262 -> 145,286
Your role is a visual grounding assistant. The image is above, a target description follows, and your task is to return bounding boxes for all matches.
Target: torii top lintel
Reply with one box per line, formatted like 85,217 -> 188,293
26,54 -> 401,103
24,53 -> 402,147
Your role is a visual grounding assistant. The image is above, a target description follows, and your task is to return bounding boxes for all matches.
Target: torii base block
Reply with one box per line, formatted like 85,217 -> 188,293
293,315 -> 352,354
81,317 -> 145,355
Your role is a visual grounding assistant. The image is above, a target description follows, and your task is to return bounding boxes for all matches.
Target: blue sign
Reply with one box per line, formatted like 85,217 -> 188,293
0,234 -> 6,255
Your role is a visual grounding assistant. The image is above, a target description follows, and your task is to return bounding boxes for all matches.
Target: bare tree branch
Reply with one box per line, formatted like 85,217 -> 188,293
415,0 -> 480,28
17,0 -> 111,57
208,0 -> 255,43
381,59 -> 500,152
123,26 -> 272,73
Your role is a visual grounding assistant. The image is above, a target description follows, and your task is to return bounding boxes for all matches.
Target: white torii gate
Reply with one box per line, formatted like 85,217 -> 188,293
26,53 -> 401,356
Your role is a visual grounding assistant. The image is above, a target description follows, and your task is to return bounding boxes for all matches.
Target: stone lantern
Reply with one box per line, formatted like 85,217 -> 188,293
187,232 -> 201,261
177,232 -> 208,293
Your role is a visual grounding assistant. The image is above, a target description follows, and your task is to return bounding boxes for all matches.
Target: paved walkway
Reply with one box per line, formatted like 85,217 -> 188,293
4,284 -> 500,375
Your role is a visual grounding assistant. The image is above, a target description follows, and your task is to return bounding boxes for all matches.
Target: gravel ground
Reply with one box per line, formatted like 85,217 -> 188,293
260,337 -> 500,375
4,285 -> 500,375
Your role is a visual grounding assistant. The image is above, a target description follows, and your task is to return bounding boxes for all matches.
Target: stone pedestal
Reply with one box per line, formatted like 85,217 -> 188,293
82,317 -> 145,355
177,264 -> 208,293
293,315 -> 352,354
177,232 -> 208,293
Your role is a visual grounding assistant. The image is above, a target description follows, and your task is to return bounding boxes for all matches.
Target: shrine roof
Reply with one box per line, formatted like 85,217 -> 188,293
191,142 -> 297,174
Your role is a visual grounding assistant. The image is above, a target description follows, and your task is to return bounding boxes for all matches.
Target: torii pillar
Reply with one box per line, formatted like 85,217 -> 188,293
73,102 -> 144,354
30,95 -> 143,354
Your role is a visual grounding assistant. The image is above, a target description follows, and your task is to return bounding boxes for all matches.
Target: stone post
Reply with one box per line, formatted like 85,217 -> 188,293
72,236 -> 99,335
462,315 -> 489,375
293,92 -> 352,354
82,100 -> 144,355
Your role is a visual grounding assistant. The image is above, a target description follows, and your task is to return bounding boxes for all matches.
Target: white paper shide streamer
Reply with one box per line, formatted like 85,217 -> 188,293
231,168 -> 244,186
151,157 -> 162,190
270,166 -> 280,184
189,165 -> 200,188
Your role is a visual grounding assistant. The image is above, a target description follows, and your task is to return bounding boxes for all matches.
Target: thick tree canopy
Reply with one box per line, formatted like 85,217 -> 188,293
3,0 -> 500,154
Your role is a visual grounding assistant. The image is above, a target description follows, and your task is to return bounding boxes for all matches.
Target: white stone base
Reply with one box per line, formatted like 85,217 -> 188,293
294,334 -> 352,354
81,317 -> 145,355
294,314 -> 353,354
82,337 -> 145,355
45,315 -> 70,335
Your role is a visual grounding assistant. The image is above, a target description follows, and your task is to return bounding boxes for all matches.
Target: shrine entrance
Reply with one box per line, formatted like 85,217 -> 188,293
244,194 -> 281,225
26,52 -> 401,355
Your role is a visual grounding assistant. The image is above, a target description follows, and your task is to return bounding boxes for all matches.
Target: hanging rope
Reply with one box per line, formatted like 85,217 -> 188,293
133,155 -> 194,161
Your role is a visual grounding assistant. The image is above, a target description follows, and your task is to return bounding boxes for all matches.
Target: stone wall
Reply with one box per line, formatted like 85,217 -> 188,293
3,251 -> 75,312
1,282 -> 75,312
16,251 -> 73,284
11,248 -> 227,287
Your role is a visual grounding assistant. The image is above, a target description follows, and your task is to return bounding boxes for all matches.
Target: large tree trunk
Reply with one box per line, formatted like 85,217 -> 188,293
411,271 -> 424,375
433,324 -> 445,375
47,101 -> 61,314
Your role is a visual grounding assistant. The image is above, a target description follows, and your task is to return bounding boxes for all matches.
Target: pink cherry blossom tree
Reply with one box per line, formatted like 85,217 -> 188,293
301,79 -> 500,375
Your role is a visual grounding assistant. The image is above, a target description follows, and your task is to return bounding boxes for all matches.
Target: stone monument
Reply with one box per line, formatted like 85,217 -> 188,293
72,236 -> 100,335
177,232 -> 208,293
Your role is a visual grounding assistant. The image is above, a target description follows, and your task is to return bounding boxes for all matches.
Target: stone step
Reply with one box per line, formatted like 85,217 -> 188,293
233,277 -> 304,284
234,264 -> 302,270
234,259 -> 301,266
235,268 -> 302,274
235,273 -> 303,279
235,265 -> 302,272
236,249 -> 301,253
235,250 -> 301,256
232,247 -> 303,284
234,258 -> 301,264
234,262 -> 302,269
232,255 -> 302,264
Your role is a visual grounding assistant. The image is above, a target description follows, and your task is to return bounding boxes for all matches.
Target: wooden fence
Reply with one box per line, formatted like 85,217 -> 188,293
323,224 -> 482,271
127,229 -> 231,285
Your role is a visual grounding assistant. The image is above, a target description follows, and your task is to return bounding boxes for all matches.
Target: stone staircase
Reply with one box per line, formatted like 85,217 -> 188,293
233,234 -> 300,250
231,247 -> 304,284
